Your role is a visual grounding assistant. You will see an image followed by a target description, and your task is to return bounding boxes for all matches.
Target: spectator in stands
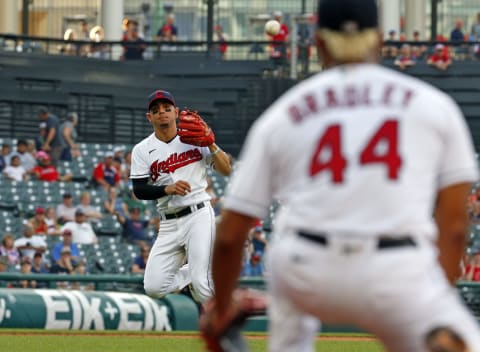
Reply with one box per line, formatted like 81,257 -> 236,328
14,139 -> 36,172
0,233 -> 20,267
114,206 -> 155,245
213,25 -> 228,59
60,112 -> 80,162
3,155 -> 27,181
0,143 -> 11,172
156,13 -> 178,51
30,151 -> 73,182
77,191 -> 103,223
14,223 -> 47,261
31,251 -> 50,288
51,228 -> 81,263
61,208 -> 98,245
103,186 -> 129,217
18,257 -> 36,289
131,244 -> 150,274
120,150 -> 132,187
450,19 -> 465,42
241,235 -> 254,276
410,30 -> 427,60
464,250 -> 480,281
122,20 -> 146,60
50,247 -> 75,289
56,192 -> 76,225
381,29 -> 399,59
45,206 -> 62,235
394,44 -> 416,70
61,28 -> 77,56
88,25 -> 108,59
267,11 -> 289,72
92,152 -> 120,190
71,260 -> 94,291
471,12 -> 480,42
38,106 -> 63,167
427,43 -> 452,71
28,206 -> 49,235
469,187 -> 480,221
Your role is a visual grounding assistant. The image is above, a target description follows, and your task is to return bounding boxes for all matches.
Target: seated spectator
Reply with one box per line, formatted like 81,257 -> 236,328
61,208 -> 98,245
114,206 -> 155,245
14,223 -> 47,261
131,244 -> 150,274
427,44 -> 452,71
50,247 -> 75,289
77,191 -> 103,223
56,192 -> 77,225
3,154 -> 27,181
14,139 -> 36,172
103,186 -> 129,217
18,257 -> 36,289
394,44 -> 416,70
0,143 -> 11,172
0,233 -> 20,267
50,247 -> 75,275
0,256 -> 14,287
465,251 -> 480,281
30,151 -> 73,182
27,207 -> 49,235
410,30 -> 427,59
92,152 -> 120,190
31,251 -> 50,288
381,29 -> 399,59
71,260 -> 94,291
121,150 -> 132,184
45,206 -> 62,235
241,236 -> 254,277
51,228 -> 81,263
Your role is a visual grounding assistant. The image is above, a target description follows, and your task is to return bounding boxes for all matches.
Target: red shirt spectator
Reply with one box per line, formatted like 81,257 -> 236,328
31,151 -> 72,182
268,11 -> 289,60
93,152 -> 120,190
427,43 -> 452,71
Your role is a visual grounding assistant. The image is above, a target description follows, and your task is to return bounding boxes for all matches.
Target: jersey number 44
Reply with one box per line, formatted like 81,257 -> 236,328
310,120 -> 402,183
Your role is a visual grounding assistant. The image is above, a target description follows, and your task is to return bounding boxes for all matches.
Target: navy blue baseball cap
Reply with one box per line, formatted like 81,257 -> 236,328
147,90 -> 176,110
317,0 -> 378,31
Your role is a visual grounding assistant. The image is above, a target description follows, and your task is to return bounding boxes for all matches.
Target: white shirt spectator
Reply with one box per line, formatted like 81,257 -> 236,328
14,235 -> 47,260
3,164 -> 26,181
61,209 -> 98,244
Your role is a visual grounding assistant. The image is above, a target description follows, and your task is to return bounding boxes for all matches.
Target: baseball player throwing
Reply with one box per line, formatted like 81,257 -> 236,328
130,90 -> 231,303
201,0 -> 480,351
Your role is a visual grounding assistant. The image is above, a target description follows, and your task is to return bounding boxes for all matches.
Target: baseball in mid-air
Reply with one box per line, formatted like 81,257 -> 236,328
264,20 -> 281,36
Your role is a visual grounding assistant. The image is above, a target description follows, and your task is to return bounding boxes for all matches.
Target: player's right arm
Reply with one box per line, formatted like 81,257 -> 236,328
435,182 -> 473,284
434,95 -> 479,285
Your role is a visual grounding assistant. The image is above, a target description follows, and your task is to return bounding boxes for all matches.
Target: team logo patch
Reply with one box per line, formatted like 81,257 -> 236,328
150,148 -> 202,181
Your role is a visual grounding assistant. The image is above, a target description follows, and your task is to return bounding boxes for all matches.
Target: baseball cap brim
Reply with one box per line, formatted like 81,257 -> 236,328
148,90 -> 176,110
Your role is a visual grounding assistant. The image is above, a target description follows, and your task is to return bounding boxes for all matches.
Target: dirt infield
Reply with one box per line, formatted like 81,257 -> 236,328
0,330 -> 377,342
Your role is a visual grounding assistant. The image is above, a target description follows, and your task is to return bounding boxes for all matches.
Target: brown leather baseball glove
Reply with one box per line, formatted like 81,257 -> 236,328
199,289 -> 268,352
177,109 -> 215,147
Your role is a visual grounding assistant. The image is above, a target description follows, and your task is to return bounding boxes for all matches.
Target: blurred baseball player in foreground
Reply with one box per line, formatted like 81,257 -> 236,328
130,90 -> 231,303
200,0 -> 480,351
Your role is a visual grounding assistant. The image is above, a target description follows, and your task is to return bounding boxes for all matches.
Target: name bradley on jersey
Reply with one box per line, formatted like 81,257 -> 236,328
150,148 -> 203,181
289,83 -> 414,124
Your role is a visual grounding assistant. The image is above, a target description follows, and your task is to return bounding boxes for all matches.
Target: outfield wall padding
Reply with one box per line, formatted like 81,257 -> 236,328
0,289 -> 199,331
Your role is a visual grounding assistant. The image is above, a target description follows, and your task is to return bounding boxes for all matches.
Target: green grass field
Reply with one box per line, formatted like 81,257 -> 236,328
0,330 -> 385,352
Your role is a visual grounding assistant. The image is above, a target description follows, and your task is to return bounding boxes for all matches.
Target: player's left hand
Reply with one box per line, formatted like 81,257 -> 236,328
199,289 -> 268,352
177,110 -> 215,147
165,180 -> 191,196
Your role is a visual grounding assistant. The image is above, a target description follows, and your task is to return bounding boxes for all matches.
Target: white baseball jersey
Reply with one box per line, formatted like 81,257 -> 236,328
130,133 -> 213,212
224,63 -> 479,240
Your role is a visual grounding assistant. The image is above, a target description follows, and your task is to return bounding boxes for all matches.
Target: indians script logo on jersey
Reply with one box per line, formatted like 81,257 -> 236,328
150,148 -> 202,181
